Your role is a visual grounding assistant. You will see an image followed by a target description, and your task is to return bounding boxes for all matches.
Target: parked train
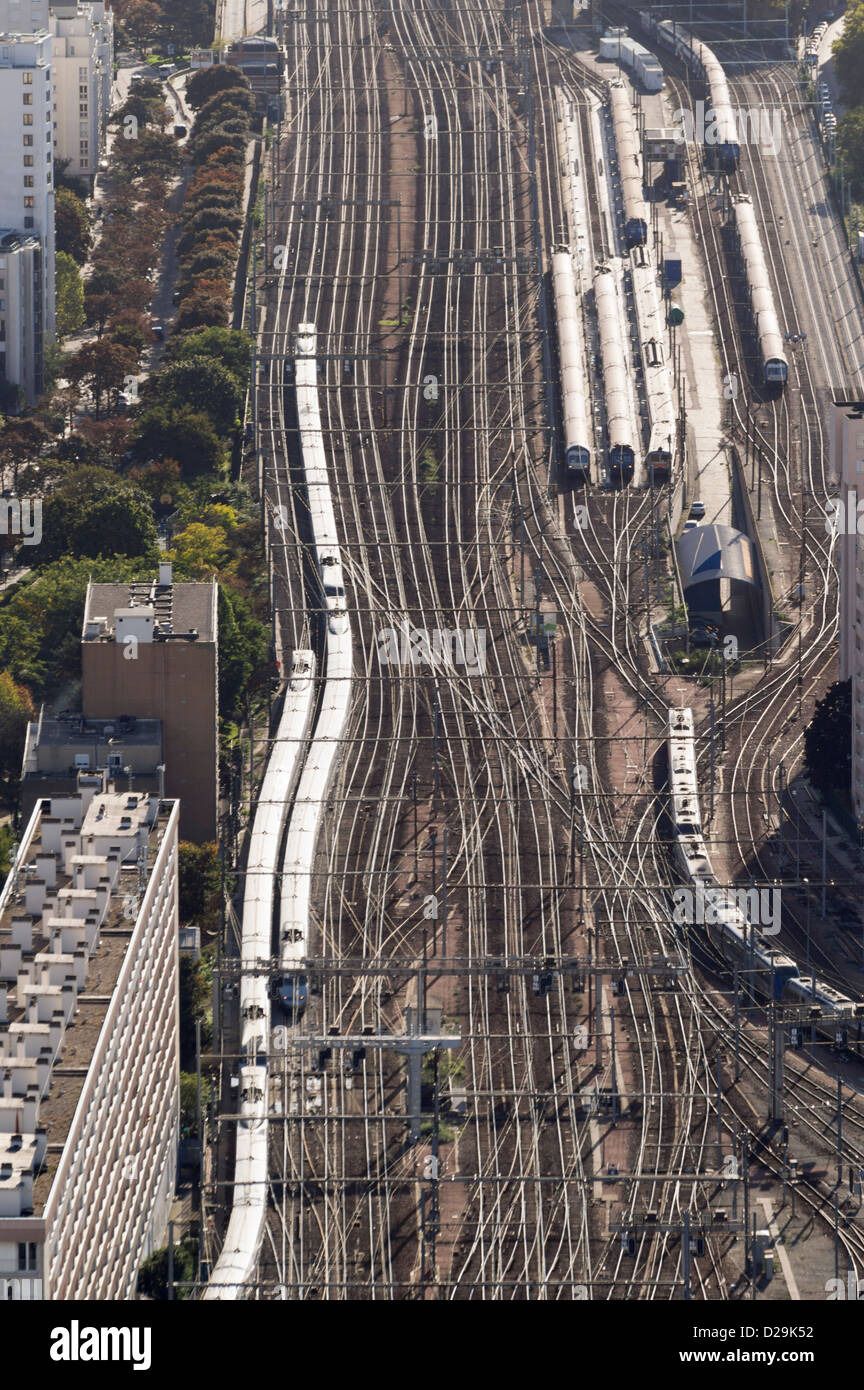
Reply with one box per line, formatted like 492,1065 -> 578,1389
551,249 -> 592,479
640,11 -> 740,171
594,262 -> 637,485
608,80 -> 648,248
727,194 -> 788,388
206,325 -> 354,1299
630,243 -> 676,479
666,707 -> 864,1048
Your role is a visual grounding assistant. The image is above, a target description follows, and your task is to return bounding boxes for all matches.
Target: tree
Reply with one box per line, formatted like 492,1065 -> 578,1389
120,0 -> 163,51
178,840 -> 221,923
0,670 -> 34,786
186,64 -> 250,110
837,109 -> 864,197
133,405 -> 225,476
136,1237 -> 198,1300
129,456 -> 185,512
55,188 -> 90,265
173,287 -> 230,333
834,3 -> 864,106
0,555 -> 146,695
155,356 -> 242,433
197,88 -> 255,124
218,586 -> 270,721
39,467 -> 158,563
105,308 -> 151,358
179,1071 -> 211,1137
55,251 -> 86,338
114,129 -> 180,180
178,953 -> 212,1070
67,338 -> 138,417
805,680 -> 851,802
170,522 -> 230,577
167,326 -> 252,389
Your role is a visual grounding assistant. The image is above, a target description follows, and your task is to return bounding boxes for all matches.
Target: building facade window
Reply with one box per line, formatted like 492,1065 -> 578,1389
22,113 -> 32,125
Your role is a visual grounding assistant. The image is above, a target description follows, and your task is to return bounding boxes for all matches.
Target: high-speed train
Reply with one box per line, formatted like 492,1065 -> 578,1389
640,11 -> 740,171
279,323 -> 354,1018
727,194 -> 788,388
666,707 -> 864,1045
551,249 -> 592,479
203,647 -> 316,1300
205,326 -> 354,1300
594,262 -> 637,485
608,80 -> 648,248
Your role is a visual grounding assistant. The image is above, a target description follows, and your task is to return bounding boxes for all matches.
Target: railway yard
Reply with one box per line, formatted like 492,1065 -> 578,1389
204,0 -> 864,1303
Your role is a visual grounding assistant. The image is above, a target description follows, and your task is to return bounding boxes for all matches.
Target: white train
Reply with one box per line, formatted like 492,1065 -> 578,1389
608,81 -> 648,248
593,262 -> 637,485
640,11 -> 740,171
727,194 -> 788,387
666,707 -> 863,1041
206,325 -> 354,1300
630,244 -> 676,478
551,249 -> 592,479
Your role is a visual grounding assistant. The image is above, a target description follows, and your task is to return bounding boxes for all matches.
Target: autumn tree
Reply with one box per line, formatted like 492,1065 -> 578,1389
186,64 -> 250,109
0,669 -> 34,786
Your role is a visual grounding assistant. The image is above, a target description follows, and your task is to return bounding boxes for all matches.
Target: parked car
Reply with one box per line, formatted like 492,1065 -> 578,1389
689,500 -> 706,520
151,322 -> 164,341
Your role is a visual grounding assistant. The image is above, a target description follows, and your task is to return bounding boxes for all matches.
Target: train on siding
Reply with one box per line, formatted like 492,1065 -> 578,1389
594,262 -> 637,485
551,249 -> 592,479
666,707 -> 864,1050
640,11 -> 740,171
727,194 -> 788,387
608,80 -> 648,248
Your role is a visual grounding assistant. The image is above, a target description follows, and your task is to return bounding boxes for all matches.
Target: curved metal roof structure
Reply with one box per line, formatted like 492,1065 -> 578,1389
676,523 -> 756,588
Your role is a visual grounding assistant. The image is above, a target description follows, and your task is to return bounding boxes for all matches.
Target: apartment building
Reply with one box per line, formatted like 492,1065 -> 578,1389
0,228 -> 43,400
0,31 -> 55,396
50,2 -> 113,181
831,402 -> 864,835
21,711 -> 164,821
81,563 -> 220,843
0,788 -> 179,1300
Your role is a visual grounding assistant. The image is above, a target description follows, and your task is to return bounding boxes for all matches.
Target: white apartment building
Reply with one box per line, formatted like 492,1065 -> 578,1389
832,402 -> 864,834
0,2 -> 50,29
0,229 -> 44,400
50,2 -> 114,181
0,787 -> 180,1300
0,30 -> 55,390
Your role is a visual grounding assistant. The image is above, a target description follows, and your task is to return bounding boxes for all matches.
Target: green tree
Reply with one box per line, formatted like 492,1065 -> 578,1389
136,1237 -> 198,1300
154,355 -> 242,434
218,586 -> 270,721
55,188 -> 90,265
39,468 -> 159,563
133,404 -> 225,476
55,251 -> 86,338
186,63 -> 250,109
178,840 -> 221,923
837,108 -> 864,197
166,326 -> 252,388
179,1070 -> 212,1137
805,679 -> 851,801
834,3 -> 864,106
0,555 -> 146,695
67,338 -> 138,418
0,669 -> 34,786
178,952 -> 212,1070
